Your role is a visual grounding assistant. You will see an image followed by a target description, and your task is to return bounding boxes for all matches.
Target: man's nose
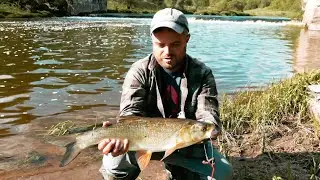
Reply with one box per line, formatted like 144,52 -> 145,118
163,46 -> 172,55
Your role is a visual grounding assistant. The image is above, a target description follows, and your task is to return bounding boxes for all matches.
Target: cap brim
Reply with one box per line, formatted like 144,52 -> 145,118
150,21 -> 185,34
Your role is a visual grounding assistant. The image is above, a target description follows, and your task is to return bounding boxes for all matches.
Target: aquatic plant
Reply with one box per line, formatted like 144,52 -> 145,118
47,120 -> 75,136
47,120 -> 103,136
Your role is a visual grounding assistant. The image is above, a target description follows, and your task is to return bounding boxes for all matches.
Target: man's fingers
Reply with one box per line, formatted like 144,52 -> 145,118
98,140 -> 107,151
111,151 -> 121,157
102,121 -> 112,127
98,138 -> 129,157
98,139 -> 110,150
111,139 -> 129,157
111,140 -> 121,157
102,139 -> 115,154
210,129 -> 220,139
113,139 -> 122,153
123,139 -> 129,152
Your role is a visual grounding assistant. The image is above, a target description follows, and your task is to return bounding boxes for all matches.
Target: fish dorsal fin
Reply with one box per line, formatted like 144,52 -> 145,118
160,142 -> 186,161
135,150 -> 152,171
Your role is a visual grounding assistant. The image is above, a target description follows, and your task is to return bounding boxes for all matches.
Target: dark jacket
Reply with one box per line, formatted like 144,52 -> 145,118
119,54 -> 221,129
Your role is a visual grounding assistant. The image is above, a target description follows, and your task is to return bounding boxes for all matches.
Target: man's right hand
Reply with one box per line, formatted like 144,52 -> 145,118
97,121 -> 129,157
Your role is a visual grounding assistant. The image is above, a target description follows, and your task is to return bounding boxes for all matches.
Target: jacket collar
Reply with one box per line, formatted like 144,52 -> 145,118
148,54 -> 189,119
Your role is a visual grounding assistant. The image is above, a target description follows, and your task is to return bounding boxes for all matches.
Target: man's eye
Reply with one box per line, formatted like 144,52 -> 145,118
157,43 -> 165,48
173,43 -> 180,47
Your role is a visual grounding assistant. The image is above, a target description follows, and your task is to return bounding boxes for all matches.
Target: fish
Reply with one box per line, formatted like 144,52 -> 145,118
59,116 -> 215,170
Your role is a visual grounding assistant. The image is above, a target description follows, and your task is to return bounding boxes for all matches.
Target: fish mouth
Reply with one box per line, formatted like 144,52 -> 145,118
206,126 -> 215,139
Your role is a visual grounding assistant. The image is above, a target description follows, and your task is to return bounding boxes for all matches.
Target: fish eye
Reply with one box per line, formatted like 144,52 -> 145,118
201,126 -> 206,132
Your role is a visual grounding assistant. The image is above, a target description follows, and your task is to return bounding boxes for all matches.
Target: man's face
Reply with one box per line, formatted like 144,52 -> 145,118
152,28 -> 190,72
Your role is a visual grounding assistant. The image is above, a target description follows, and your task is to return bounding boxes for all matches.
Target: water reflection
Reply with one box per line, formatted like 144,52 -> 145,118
0,18 -> 150,137
295,29 -> 320,72
0,17 -> 303,137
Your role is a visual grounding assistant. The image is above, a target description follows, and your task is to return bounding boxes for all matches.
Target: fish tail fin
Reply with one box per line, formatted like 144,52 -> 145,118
59,141 -> 81,167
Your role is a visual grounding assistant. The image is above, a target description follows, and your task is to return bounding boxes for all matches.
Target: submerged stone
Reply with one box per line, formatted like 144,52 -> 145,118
24,151 -> 46,165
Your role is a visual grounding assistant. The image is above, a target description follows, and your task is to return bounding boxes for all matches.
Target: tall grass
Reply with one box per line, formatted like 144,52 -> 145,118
244,8 -> 303,19
0,3 -> 27,16
220,70 -> 320,135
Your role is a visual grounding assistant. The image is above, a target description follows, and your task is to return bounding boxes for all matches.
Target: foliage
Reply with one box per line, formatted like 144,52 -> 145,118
1,0 -> 304,18
0,3 -> 50,18
106,0 -> 303,18
269,0 -> 301,12
244,8 -> 303,19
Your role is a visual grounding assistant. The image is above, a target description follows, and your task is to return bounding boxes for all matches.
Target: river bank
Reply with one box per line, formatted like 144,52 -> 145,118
0,3 -> 248,19
0,1 -> 302,19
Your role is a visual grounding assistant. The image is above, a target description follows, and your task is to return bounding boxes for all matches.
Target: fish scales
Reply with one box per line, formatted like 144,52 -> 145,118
77,118 -> 192,151
59,116 -> 214,167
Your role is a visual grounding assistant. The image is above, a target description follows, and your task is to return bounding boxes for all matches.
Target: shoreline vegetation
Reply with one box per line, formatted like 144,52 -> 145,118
0,0 -> 303,19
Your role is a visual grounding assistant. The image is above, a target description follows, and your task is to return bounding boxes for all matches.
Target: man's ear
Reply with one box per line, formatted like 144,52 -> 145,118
186,34 -> 190,43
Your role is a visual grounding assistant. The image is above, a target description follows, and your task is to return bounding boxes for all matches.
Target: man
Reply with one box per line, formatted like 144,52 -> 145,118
98,8 -> 232,180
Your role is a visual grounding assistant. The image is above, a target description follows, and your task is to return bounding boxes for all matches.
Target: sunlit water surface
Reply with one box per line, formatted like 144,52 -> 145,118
0,16 -> 303,137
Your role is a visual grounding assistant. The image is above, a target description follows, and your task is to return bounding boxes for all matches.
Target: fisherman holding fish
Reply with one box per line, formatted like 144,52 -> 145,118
98,8 -> 233,180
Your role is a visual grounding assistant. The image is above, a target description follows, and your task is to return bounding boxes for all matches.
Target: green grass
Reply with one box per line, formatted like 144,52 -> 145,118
107,1 -> 162,14
219,71 -> 320,178
244,7 -> 303,19
0,3 -> 26,16
0,3 -> 50,18
220,70 -> 320,135
194,6 -> 250,16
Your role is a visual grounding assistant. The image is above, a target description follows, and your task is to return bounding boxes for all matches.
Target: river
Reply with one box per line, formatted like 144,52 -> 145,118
0,16 -> 319,138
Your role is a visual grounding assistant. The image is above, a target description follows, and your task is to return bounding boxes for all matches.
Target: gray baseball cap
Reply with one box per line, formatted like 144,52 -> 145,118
150,8 -> 189,34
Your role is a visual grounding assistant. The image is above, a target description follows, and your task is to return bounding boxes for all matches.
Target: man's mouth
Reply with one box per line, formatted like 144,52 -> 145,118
164,56 -> 173,60
164,58 -> 172,64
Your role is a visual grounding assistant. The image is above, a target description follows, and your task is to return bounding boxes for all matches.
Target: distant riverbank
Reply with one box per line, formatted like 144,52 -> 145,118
0,3 -> 249,19
0,1 -> 302,19
0,3 -> 52,18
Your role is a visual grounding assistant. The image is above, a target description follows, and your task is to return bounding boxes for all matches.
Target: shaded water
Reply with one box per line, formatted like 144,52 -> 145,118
0,16 -> 312,137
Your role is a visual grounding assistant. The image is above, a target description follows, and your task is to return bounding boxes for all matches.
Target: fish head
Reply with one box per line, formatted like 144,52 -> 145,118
188,122 -> 215,142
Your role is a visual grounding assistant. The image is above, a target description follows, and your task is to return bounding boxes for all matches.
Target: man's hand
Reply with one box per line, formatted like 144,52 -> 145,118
210,126 -> 220,140
97,121 -> 129,157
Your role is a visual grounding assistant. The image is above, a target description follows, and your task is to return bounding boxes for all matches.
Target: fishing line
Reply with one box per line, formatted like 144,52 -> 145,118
203,137 -> 215,180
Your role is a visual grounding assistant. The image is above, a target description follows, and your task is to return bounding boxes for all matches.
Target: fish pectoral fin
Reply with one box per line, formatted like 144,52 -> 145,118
135,150 -> 152,171
160,142 -> 185,161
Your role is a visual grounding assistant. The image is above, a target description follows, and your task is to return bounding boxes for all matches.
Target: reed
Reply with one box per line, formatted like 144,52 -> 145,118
220,70 -> 320,135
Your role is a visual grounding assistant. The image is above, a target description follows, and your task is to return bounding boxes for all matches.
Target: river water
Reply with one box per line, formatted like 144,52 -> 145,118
0,16 -> 319,138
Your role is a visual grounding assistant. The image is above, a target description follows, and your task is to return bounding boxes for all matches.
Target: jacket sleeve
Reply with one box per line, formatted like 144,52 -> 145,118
196,69 -> 221,130
119,62 -> 148,117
